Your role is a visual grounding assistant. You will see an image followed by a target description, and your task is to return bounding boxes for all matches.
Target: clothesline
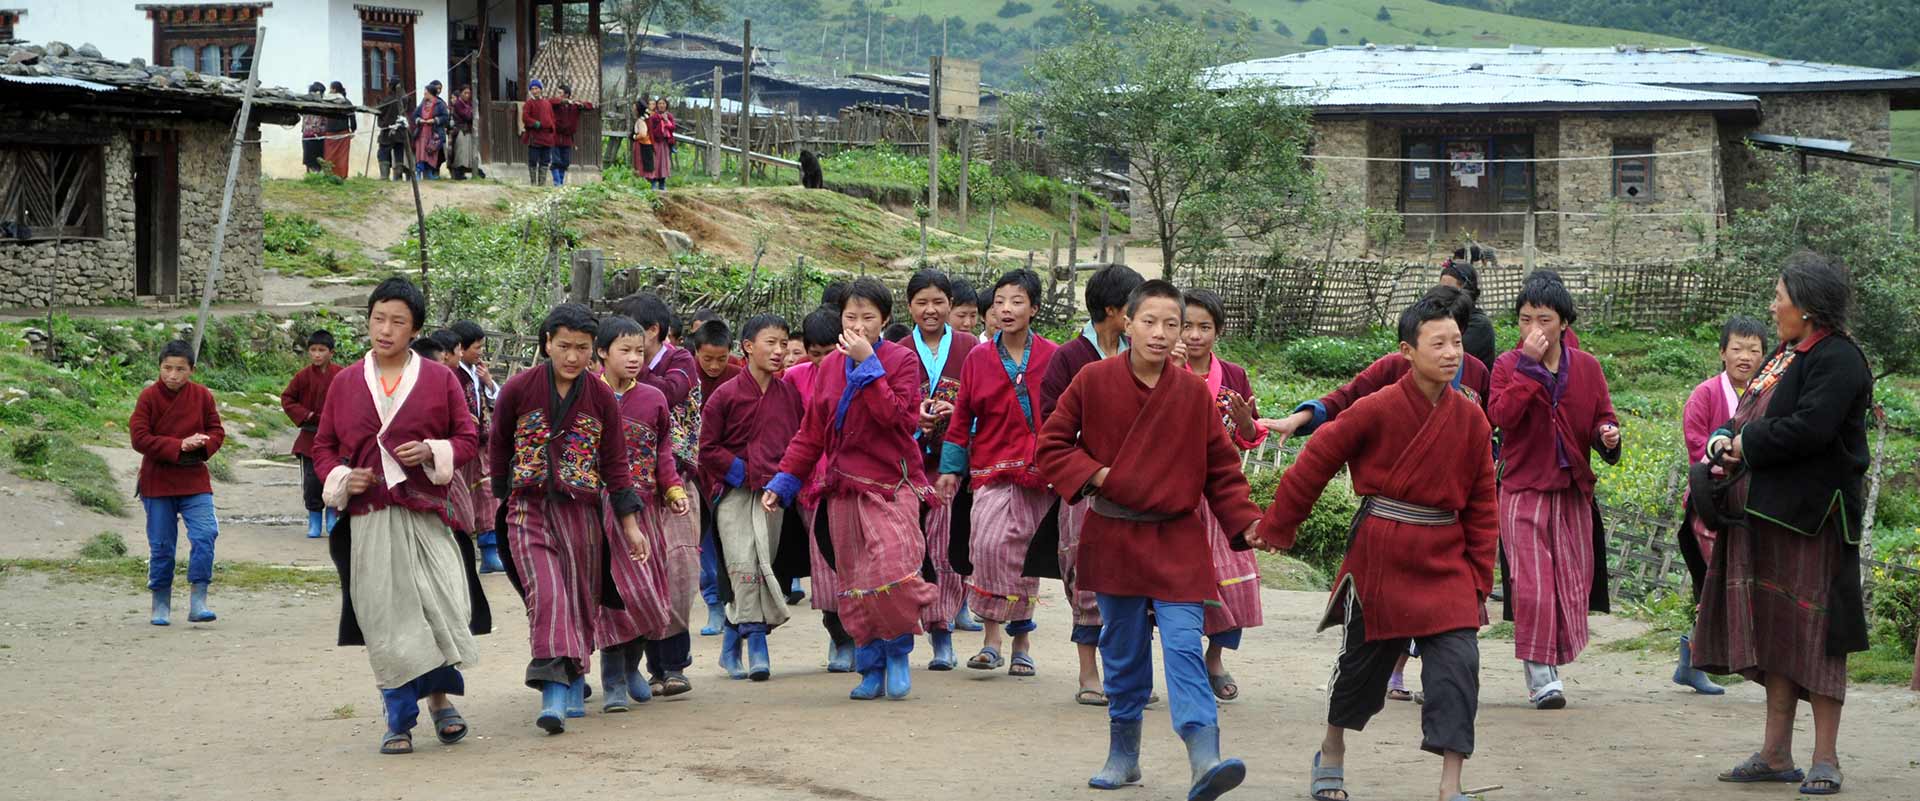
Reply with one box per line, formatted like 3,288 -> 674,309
1304,148 -> 1713,164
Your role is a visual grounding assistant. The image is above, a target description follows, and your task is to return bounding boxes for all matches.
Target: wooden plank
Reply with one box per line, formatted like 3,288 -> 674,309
938,58 -> 981,120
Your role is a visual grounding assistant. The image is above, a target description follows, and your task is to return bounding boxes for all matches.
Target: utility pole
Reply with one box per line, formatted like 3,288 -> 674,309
739,18 -> 752,187
192,26 -> 266,360
927,55 -> 940,232
864,10 -> 871,72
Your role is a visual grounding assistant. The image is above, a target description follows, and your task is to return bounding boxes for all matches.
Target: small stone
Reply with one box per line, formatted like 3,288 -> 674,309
77,44 -> 103,59
128,57 -> 146,69
45,41 -> 72,58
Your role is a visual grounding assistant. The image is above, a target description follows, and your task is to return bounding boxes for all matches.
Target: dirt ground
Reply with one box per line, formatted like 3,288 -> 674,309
1,441 -> 1915,801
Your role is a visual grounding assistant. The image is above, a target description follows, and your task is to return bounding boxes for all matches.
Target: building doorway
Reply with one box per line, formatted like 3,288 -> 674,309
133,134 -> 180,298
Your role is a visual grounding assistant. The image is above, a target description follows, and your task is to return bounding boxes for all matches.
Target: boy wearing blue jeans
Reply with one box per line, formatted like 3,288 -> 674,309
129,340 -> 226,625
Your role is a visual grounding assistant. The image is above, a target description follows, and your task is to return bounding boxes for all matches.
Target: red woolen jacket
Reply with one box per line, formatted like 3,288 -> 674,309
130,381 -> 225,498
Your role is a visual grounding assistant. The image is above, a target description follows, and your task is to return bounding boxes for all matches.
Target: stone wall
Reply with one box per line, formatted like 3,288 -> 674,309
0,111 -> 262,308
1308,119 -> 1371,256
1554,112 -> 1722,263
1721,91 -> 1892,214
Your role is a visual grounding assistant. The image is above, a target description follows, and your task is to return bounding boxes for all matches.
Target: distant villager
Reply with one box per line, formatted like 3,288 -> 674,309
799,149 -> 824,189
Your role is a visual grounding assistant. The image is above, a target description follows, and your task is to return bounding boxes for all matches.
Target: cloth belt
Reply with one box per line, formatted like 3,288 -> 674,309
1089,495 -> 1180,523
1363,496 -> 1457,526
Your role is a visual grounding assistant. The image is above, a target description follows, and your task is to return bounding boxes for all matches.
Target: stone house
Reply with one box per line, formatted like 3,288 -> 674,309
1193,46 -> 1920,262
0,40 -> 351,307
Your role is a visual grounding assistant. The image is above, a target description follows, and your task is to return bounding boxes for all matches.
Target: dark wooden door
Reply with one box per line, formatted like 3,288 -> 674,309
1442,138 -> 1490,238
133,136 -> 179,298
1401,138 -> 1442,241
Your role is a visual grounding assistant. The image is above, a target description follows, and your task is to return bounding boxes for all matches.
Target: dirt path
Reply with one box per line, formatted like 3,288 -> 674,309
1,448 -> 1915,800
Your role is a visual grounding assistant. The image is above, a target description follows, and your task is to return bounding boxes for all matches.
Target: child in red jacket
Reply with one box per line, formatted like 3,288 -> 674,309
130,340 -> 226,626
282,329 -> 343,539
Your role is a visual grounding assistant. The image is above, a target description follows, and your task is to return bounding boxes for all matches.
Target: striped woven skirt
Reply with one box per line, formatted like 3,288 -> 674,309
805,501 -> 841,614
1056,497 -> 1103,628
1201,505 -> 1263,637
965,482 -> 1050,624
921,501 -> 964,631
827,485 -> 935,645
1499,486 -> 1594,666
594,498 -> 676,649
506,494 -> 603,671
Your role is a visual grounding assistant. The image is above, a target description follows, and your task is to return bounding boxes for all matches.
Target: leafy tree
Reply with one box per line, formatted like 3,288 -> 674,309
606,0 -> 727,106
1376,5 -> 1392,21
1011,8 -> 1317,269
997,1 -> 1035,18
1720,156 -> 1920,378
1305,26 -> 1328,45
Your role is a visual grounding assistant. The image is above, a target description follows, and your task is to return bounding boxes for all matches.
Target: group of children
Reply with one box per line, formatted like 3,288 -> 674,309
124,256 -> 1705,801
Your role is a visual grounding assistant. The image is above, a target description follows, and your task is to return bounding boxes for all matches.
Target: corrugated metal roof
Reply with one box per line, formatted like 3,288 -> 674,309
1250,68 -> 1761,112
0,73 -> 116,91
1215,46 -> 1920,93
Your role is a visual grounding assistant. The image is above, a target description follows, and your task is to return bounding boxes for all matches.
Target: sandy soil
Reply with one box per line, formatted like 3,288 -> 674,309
0,443 -> 1915,801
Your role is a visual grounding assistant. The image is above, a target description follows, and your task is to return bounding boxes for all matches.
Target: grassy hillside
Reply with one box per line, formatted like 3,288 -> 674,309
1464,0 -> 1919,71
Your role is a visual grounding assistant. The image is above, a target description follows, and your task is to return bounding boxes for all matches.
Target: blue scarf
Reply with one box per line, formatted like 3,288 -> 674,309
996,331 -> 1035,429
1082,321 -> 1127,358
912,324 -> 954,398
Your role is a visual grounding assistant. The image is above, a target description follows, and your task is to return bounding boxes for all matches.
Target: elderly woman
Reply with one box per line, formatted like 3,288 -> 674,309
1694,251 -> 1873,796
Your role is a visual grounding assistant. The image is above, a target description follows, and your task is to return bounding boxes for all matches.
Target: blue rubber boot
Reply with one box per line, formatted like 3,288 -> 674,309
928,629 -> 956,671
849,642 -> 885,700
306,510 -> 324,539
536,681 -> 568,734
601,650 -> 633,712
719,624 -> 747,680
747,630 -> 772,682
565,676 -> 587,718
826,638 -> 855,673
624,643 -> 653,703
701,603 -> 725,636
1088,719 -> 1144,789
953,603 -> 983,632
884,634 -> 914,700
188,582 -> 217,622
1181,725 -> 1246,801
1673,636 -> 1725,695
150,588 -> 172,626
478,544 -> 504,574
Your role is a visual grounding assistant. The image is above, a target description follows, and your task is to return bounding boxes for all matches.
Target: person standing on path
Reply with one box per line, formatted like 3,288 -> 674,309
902,269 -> 977,669
282,329 -> 343,539
130,340 -> 226,627
521,80 -> 555,186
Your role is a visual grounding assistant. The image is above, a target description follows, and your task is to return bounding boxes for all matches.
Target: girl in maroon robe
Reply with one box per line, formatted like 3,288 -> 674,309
902,270 -> 978,670
644,97 -> 676,189
766,279 -> 937,701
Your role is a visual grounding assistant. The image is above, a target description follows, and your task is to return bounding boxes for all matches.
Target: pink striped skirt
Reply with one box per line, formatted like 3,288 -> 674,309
1056,497 -> 1102,628
921,501 -> 963,631
804,502 -> 841,614
594,498 -> 676,649
965,482 -> 1050,624
827,486 -> 935,645
1201,506 -> 1263,636
1499,486 -> 1595,666
658,498 -> 703,637
506,494 -> 603,671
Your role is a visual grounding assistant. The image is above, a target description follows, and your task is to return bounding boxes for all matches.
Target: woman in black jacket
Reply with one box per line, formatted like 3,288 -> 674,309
1693,251 -> 1872,796
1438,251 -> 1496,372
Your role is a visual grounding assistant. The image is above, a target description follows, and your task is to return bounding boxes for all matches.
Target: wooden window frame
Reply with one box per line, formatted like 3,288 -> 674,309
0,9 -> 24,43
146,4 -> 264,79
1612,139 -> 1655,202
359,5 -> 419,108
0,142 -> 107,241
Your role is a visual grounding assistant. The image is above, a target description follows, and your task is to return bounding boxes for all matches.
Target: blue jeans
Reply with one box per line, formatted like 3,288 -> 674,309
1096,594 -> 1215,737
143,493 -> 219,591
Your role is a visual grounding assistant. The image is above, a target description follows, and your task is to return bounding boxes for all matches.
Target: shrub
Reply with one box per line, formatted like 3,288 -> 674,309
10,432 -> 51,467
263,212 -> 325,256
1282,334 -> 1390,378
79,532 -> 128,560
1642,337 -> 1712,378
1248,465 -> 1357,575
996,0 -> 1033,17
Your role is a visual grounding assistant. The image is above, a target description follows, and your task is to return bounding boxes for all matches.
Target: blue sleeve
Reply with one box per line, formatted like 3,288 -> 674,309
833,355 -> 888,430
1294,400 -> 1330,435
766,472 -> 802,508
938,442 -> 970,476
724,457 -> 746,488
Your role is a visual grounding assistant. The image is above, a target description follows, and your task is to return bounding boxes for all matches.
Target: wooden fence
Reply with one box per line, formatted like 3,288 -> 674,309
1173,255 -> 1778,338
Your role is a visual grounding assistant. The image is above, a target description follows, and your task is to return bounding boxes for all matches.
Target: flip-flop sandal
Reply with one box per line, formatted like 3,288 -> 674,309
1209,673 -> 1240,702
379,731 -> 414,755
1386,688 -> 1413,702
1311,751 -> 1346,801
659,671 -> 693,697
430,706 -> 469,745
1716,752 -> 1804,783
967,646 -> 1004,671
1008,652 -> 1036,677
1799,763 -> 1842,795
1075,688 -> 1109,706
648,677 -> 666,697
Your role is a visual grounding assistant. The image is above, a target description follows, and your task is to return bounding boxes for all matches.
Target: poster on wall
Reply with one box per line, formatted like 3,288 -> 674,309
1449,146 -> 1485,188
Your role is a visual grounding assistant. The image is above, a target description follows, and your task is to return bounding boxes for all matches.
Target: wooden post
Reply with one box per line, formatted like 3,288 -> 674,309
1067,192 -> 1079,267
1047,231 -> 1059,276
707,67 -> 723,178
1523,211 -> 1537,270
191,25 -> 265,360
569,249 -> 602,303
1114,244 -> 1125,265
1912,169 -> 1918,234
927,55 -> 940,232
956,119 -> 970,230
739,19 -> 753,187
1098,207 -> 1110,261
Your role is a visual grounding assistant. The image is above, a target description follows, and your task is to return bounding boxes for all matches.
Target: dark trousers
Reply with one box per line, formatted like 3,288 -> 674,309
377,143 -> 408,179
298,455 -> 324,513
644,630 -> 692,677
1327,588 -> 1480,757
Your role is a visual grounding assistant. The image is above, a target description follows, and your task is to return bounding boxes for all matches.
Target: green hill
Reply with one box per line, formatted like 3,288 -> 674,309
1453,1 -> 1920,71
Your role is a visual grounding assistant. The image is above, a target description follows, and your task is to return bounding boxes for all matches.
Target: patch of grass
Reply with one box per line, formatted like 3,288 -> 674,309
0,431 -> 127,517
262,176 -> 387,221
263,211 -> 378,278
1848,640 -> 1916,685
1480,621 -> 1515,640
329,704 -> 356,720
1256,552 -> 1331,592
0,557 -> 336,591
78,532 -> 128,560
207,452 -> 236,483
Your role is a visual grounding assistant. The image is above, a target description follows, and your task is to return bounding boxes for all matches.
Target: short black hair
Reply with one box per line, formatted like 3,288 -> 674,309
1422,284 -> 1474,336
541,303 -> 599,345
801,306 -> 842,348
1451,247 -> 1468,260
819,281 -> 850,311
1779,250 -> 1852,333
1399,294 -> 1460,346
906,269 -> 954,303
950,277 -> 979,310
741,313 -> 789,344
449,320 -> 486,348
688,318 -> 732,350
991,268 -> 1043,307
611,292 -> 674,341
1439,259 -> 1481,303
411,336 -> 446,361
690,308 -> 723,326
839,277 -> 894,322
883,322 -> 912,342
595,315 -> 646,352
1719,315 -> 1770,350
1087,264 -> 1145,323
307,81 -> 325,94
427,329 -> 461,353
305,329 -> 336,350
1514,273 -> 1578,326
1183,287 -> 1226,329
368,276 -> 427,332
1124,279 -> 1184,318
160,339 -> 195,367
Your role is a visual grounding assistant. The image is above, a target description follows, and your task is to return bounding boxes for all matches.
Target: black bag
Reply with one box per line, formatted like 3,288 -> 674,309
1688,451 -> 1748,533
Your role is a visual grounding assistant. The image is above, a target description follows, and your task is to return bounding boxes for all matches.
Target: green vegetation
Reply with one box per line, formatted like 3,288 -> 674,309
0,425 -> 125,517
1478,1 -> 1918,70
263,212 -> 378,277
1256,551 -> 1331,592
78,532 -> 128,560
261,174 -> 389,220
0,556 -> 337,591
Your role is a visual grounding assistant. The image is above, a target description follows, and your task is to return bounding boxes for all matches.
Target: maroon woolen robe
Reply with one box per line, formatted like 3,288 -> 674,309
131,381 -> 226,499
1036,354 -> 1264,603
281,362 -> 343,457
610,378 -> 681,499
699,370 -> 804,499
908,326 -> 978,474
1037,334 -> 1106,424
943,333 -> 1058,488
1261,372 -> 1499,641
1318,351 -> 1491,419
777,340 -> 930,504
310,356 -> 479,528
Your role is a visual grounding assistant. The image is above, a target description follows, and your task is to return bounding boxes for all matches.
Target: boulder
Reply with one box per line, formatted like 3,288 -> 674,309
77,43 -> 102,59
658,229 -> 695,256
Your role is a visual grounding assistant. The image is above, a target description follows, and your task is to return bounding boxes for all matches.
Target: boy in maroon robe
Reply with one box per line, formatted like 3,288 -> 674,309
688,316 -> 740,630
903,269 -> 979,666
701,314 -> 805,681
548,83 -> 594,186
449,320 -> 504,573
312,278 -> 486,754
490,304 -> 652,733
764,278 -> 937,701
592,316 -> 689,711
1488,274 -> 1620,709
282,329 -> 342,539
1251,295 -> 1500,801
520,79 -> 555,185
1037,262 -> 1144,702
131,340 -> 226,627
1037,280 -> 1260,801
